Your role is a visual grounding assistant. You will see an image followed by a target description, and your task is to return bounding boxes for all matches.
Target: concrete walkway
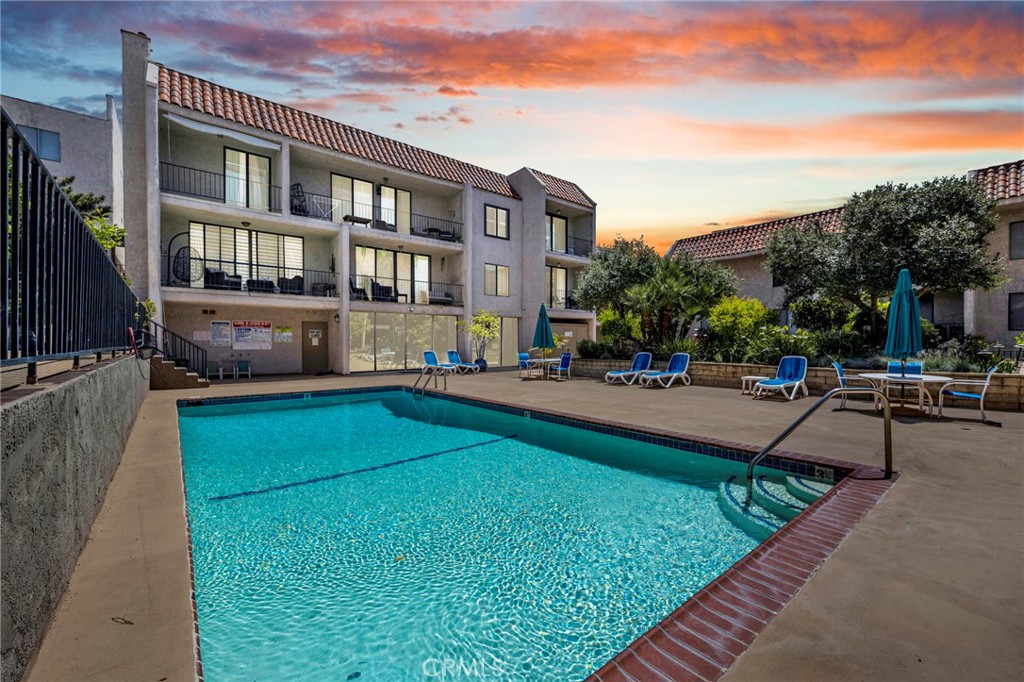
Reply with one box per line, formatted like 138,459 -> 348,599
24,372 -> 1024,682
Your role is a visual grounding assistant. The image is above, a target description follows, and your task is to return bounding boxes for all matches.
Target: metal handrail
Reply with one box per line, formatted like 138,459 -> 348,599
746,387 -> 893,482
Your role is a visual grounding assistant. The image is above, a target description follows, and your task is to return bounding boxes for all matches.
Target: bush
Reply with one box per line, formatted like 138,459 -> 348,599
577,339 -> 611,359
920,318 -> 941,349
811,329 -> 867,362
790,297 -> 851,332
598,310 -> 641,342
742,326 -> 817,366
655,337 -> 699,360
611,338 -> 640,359
700,297 -> 777,362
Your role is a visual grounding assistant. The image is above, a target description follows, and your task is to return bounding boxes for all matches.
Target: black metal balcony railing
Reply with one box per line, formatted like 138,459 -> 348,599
160,162 -> 282,213
162,256 -> 339,297
3,109 -> 145,378
290,186 -> 464,243
546,289 -> 583,310
546,235 -> 593,258
349,274 -> 463,306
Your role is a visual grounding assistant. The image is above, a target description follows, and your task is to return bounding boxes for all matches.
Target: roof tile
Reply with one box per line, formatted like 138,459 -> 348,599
529,168 -> 596,208
157,66 -> 520,200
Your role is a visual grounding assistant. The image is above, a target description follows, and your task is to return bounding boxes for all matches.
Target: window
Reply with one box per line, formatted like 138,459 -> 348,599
331,174 -> 373,222
484,317 -> 520,366
484,264 -> 510,296
1010,221 -> 1024,260
348,311 -> 457,372
354,245 -> 431,302
380,185 -> 412,233
189,221 -> 302,288
485,205 -> 509,239
546,266 -> 567,308
545,214 -> 567,253
224,148 -> 271,210
1010,293 -> 1024,330
17,126 -> 61,161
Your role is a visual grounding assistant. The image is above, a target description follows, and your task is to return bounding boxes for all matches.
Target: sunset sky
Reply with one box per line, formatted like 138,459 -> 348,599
2,1 -> 1021,253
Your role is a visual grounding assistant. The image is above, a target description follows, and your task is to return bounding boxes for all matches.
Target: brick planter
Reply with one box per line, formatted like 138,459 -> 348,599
572,358 -> 1023,412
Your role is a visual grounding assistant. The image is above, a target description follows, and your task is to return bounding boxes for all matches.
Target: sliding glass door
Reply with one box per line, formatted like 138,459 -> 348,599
225,148 -> 270,210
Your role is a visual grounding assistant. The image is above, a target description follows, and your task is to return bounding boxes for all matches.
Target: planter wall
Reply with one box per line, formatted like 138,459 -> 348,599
572,358 -> 1023,412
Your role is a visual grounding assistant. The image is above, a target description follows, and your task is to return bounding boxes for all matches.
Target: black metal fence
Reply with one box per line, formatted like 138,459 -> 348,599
547,235 -> 593,257
2,109 -> 145,380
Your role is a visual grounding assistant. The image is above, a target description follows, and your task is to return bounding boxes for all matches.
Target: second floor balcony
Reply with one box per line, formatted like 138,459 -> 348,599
349,275 -> 463,306
290,185 -> 463,243
546,288 -> 586,310
162,254 -> 338,297
546,235 -> 593,258
160,162 -> 283,213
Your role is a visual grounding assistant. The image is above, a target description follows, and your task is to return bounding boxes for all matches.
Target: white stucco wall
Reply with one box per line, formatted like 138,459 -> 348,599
966,199 -> 1024,345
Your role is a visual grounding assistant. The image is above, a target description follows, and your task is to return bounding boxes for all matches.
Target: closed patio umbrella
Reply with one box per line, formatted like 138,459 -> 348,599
532,304 -> 556,360
884,268 -> 923,377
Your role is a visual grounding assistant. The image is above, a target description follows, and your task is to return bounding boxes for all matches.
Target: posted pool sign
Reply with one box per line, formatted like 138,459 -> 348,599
232,320 -> 272,350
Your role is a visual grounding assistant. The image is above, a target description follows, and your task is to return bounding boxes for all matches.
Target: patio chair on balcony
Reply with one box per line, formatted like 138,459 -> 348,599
349,277 -> 369,300
447,350 -> 480,374
605,352 -> 652,385
429,289 -> 454,305
278,275 -> 304,295
370,280 -> 399,302
204,268 -> 242,291
289,183 -> 308,217
246,278 -> 276,294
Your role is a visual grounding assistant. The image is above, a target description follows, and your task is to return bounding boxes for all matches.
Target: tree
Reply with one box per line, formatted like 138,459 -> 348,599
624,252 -> 737,345
460,309 -> 501,360
58,175 -> 109,214
766,175 -> 1004,340
58,176 -> 124,250
573,236 -> 660,316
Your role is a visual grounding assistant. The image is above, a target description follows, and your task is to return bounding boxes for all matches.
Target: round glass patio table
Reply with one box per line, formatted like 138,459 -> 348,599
525,357 -> 560,378
857,373 -> 953,416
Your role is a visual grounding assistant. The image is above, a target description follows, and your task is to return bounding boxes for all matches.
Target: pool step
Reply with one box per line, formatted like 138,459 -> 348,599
753,477 -> 808,522
717,477 -> 783,542
785,475 -> 833,506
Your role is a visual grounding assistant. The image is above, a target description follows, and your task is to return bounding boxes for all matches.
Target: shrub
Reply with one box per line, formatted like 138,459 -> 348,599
700,297 -> 777,362
920,318 -> 941,349
655,337 -> 699,360
790,297 -> 851,332
743,326 -> 817,366
577,339 -> 611,359
598,310 -> 641,342
812,329 -> 867,362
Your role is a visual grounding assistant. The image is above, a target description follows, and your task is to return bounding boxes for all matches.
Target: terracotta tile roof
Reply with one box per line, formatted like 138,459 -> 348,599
969,159 -> 1023,201
670,159 -> 1024,261
667,207 -> 844,260
528,168 -> 596,208
157,66 -> 519,199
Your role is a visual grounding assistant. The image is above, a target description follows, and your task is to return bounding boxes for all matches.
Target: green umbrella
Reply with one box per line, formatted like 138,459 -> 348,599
532,303 -> 556,360
884,268 -> 923,377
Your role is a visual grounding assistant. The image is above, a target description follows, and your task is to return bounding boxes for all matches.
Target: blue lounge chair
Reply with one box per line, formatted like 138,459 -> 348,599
938,366 -> 1001,426
547,352 -> 573,380
446,349 -> 480,374
605,352 -> 652,385
754,356 -> 808,400
639,353 -> 691,388
422,350 -> 457,375
831,361 -> 876,409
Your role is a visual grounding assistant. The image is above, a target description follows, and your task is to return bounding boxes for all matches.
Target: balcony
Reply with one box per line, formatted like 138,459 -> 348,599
162,255 -> 337,297
349,275 -> 462,306
547,289 -> 585,310
290,186 -> 463,242
160,162 -> 282,213
546,235 -> 593,258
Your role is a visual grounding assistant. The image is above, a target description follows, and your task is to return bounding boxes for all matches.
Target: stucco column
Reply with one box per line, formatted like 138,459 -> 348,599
280,141 -> 291,217
335,224 -> 350,373
460,183 -> 474,358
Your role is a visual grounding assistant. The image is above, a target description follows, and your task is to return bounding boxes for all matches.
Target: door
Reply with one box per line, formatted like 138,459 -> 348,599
302,321 -> 329,374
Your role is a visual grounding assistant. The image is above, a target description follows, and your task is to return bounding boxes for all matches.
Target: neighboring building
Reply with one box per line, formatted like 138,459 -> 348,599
120,31 -> 596,375
0,94 -> 124,230
667,160 -> 1024,346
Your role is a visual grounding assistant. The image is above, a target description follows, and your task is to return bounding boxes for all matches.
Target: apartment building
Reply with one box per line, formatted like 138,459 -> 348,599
667,160 -> 1024,346
120,31 -> 596,375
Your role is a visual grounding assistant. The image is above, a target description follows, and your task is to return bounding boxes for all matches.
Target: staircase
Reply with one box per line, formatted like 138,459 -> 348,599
716,474 -> 831,541
141,320 -> 210,390
149,354 -> 209,390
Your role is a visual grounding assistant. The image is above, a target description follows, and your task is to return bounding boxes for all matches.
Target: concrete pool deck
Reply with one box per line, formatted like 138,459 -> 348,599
22,371 -> 1024,682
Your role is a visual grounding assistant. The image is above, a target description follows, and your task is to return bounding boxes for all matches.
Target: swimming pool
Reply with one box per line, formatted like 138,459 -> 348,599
177,389 -> 835,681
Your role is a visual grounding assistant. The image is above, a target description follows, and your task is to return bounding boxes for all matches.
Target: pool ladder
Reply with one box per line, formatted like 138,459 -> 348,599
411,368 -> 449,396
746,387 -> 893,493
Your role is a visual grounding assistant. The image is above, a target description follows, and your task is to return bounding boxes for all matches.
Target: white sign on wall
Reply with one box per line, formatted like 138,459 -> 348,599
232,320 -> 272,350
274,326 -> 293,343
210,321 -> 232,347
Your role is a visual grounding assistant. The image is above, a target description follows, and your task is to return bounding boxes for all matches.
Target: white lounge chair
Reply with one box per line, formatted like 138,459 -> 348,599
605,352 -> 652,385
639,353 -> 691,388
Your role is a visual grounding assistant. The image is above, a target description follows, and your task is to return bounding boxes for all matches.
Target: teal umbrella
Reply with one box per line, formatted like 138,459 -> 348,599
532,304 -> 556,360
884,268 -> 923,377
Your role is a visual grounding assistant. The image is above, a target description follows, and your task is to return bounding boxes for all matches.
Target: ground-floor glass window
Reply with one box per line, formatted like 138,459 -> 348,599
483,317 -> 520,366
349,312 -> 457,371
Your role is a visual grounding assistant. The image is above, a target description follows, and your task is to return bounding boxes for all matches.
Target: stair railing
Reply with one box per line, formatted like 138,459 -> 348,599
141,320 -> 208,378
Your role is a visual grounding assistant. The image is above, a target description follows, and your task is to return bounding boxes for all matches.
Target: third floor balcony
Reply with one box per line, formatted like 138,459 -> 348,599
160,162 -> 283,213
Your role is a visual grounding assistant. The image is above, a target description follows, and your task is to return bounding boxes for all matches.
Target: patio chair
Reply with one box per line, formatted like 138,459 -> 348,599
235,360 -> 252,379
206,360 -> 224,380
604,352 -> 652,385
518,352 -> 534,378
754,356 -> 808,400
639,353 -> 691,388
938,366 -> 1001,427
547,352 -> 573,381
447,350 -> 480,374
831,361 -> 876,409
422,351 -> 457,375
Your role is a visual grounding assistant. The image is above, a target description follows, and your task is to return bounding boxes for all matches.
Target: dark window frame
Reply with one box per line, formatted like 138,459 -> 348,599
223,146 -> 272,210
484,263 -> 510,296
484,204 -> 510,240
353,244 -> 432,291
1009,292 -> 1024,331
1010,221 -> 1024,260
189,220 -> 304,277
17,125 -> 61,161
545,213 -> 568,253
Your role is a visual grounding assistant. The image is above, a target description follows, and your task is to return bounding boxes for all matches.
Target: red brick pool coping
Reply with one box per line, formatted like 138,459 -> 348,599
178,386 -> 897,682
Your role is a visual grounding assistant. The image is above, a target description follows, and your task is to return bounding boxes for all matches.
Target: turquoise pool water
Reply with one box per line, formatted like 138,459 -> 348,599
178,391 -> 763,681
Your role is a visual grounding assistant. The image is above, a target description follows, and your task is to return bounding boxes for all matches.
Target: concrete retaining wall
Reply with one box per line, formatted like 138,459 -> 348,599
1,357 -> 148,682
572,358 -> 1023,412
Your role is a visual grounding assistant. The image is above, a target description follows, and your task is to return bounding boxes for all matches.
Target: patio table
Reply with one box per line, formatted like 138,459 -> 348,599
525,358 -> 560,379
858,373 -> 952,416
